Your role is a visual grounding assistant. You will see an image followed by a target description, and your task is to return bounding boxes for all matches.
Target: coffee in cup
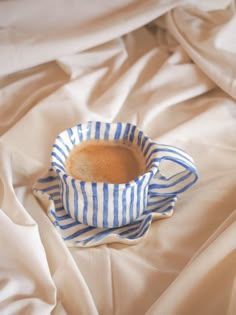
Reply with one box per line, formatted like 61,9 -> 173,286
65,140 -> 146,184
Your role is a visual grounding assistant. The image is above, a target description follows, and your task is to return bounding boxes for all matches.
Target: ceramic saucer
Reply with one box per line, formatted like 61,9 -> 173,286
33,169 -> 178,247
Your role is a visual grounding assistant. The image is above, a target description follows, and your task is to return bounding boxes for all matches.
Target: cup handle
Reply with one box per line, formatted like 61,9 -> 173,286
148,145 -> 199,197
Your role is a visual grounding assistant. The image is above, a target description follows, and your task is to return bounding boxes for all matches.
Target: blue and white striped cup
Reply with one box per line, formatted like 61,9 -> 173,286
51,121 -> 198,228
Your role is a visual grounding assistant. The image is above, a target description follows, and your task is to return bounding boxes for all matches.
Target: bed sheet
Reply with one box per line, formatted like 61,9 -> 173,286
0,1 -> 236,314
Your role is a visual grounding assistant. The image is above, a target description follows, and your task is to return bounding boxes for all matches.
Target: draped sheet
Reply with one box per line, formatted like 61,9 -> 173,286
0,1 -> 236,314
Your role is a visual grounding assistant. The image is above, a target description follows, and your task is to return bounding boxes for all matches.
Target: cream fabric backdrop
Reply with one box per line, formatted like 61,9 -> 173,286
0,1 -> 236,314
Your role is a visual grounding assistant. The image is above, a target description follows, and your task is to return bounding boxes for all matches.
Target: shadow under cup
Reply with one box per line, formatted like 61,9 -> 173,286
51,122 -> 199,228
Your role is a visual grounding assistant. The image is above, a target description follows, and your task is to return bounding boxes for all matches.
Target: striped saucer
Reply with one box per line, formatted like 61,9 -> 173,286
33,169 -> 178,247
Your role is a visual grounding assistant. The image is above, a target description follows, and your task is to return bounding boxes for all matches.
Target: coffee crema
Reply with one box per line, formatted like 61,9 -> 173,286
65,140 -> 146,184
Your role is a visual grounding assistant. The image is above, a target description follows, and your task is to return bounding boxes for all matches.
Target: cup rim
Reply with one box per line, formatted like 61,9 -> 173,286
51,121 -> 159,187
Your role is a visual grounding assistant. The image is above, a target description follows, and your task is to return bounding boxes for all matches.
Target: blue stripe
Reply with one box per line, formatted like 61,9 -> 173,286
155,171 -> 166,180
128,223 -> 150,240
129,186 -> 134,223
132,214 -> 152,232
53,221 -> 59,227
149,171 -> 192,189
136,176 -> 145,217
86,121 -> 92,140
125,215 -> 152,239
113,184 -> 119,227
72,179 -> 79,221
51,162 -> 64,172
143,185 -> 148,212
103,183 -> 109,228
50,192 -> 61,198
54,212 -> 69,218
80,181 -> 88,225
51,212 -> 70,221
154,167 -> 192,183
95,122 -> 101,139
92,183 -> 98,226
129,125 -> 136,142
147,198 -> 175,210
122,189 -> 127,226
67,128 -> 75,145
55,206 -> 64,211
151,157 -> 197,182
59,221 -> 81,230
81,223 -> 141,245
148,163 -> 198,195
158,143 -> 193,161
42,184 -> 59,192
148,194 -> 173,201
55,214 -> 70,221
104,123 -> 110,140
146,148 -> 193,164
114,122 -> 122,140
147,196 -> 174,205
157,205 -> 174,215
123,123 -> 131,141
143,205 -> 173,215
82,227 -> 119,245
57,135 -> 70,153
51,152 -> 64,166
60,180 -> 64,211
177,175 -> 198,193
77,124 -> 83,142
147,201 -> 175,213
63,226 -> 95,241
137,130 -> 143,147
141,136 -> 148,151
38,175 -> 58,183
53,144 -> 67,160
54,199 -> 62,205
146,158 -> 160,170
119,226 -> 139,236
63,174 -> 71,217
144,142 -> 155,156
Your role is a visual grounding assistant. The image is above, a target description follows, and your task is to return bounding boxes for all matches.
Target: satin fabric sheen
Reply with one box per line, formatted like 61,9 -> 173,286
0,1 -> 236,314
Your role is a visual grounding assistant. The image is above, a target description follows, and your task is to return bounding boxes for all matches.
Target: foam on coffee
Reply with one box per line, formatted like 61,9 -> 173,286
65,140 -> 146,184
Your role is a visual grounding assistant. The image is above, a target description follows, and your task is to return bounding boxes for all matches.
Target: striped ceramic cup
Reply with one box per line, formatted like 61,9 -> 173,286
51,121 -> 198,228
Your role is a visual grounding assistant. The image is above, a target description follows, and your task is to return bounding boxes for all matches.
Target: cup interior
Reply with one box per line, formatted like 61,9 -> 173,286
51,122 -> 159,183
